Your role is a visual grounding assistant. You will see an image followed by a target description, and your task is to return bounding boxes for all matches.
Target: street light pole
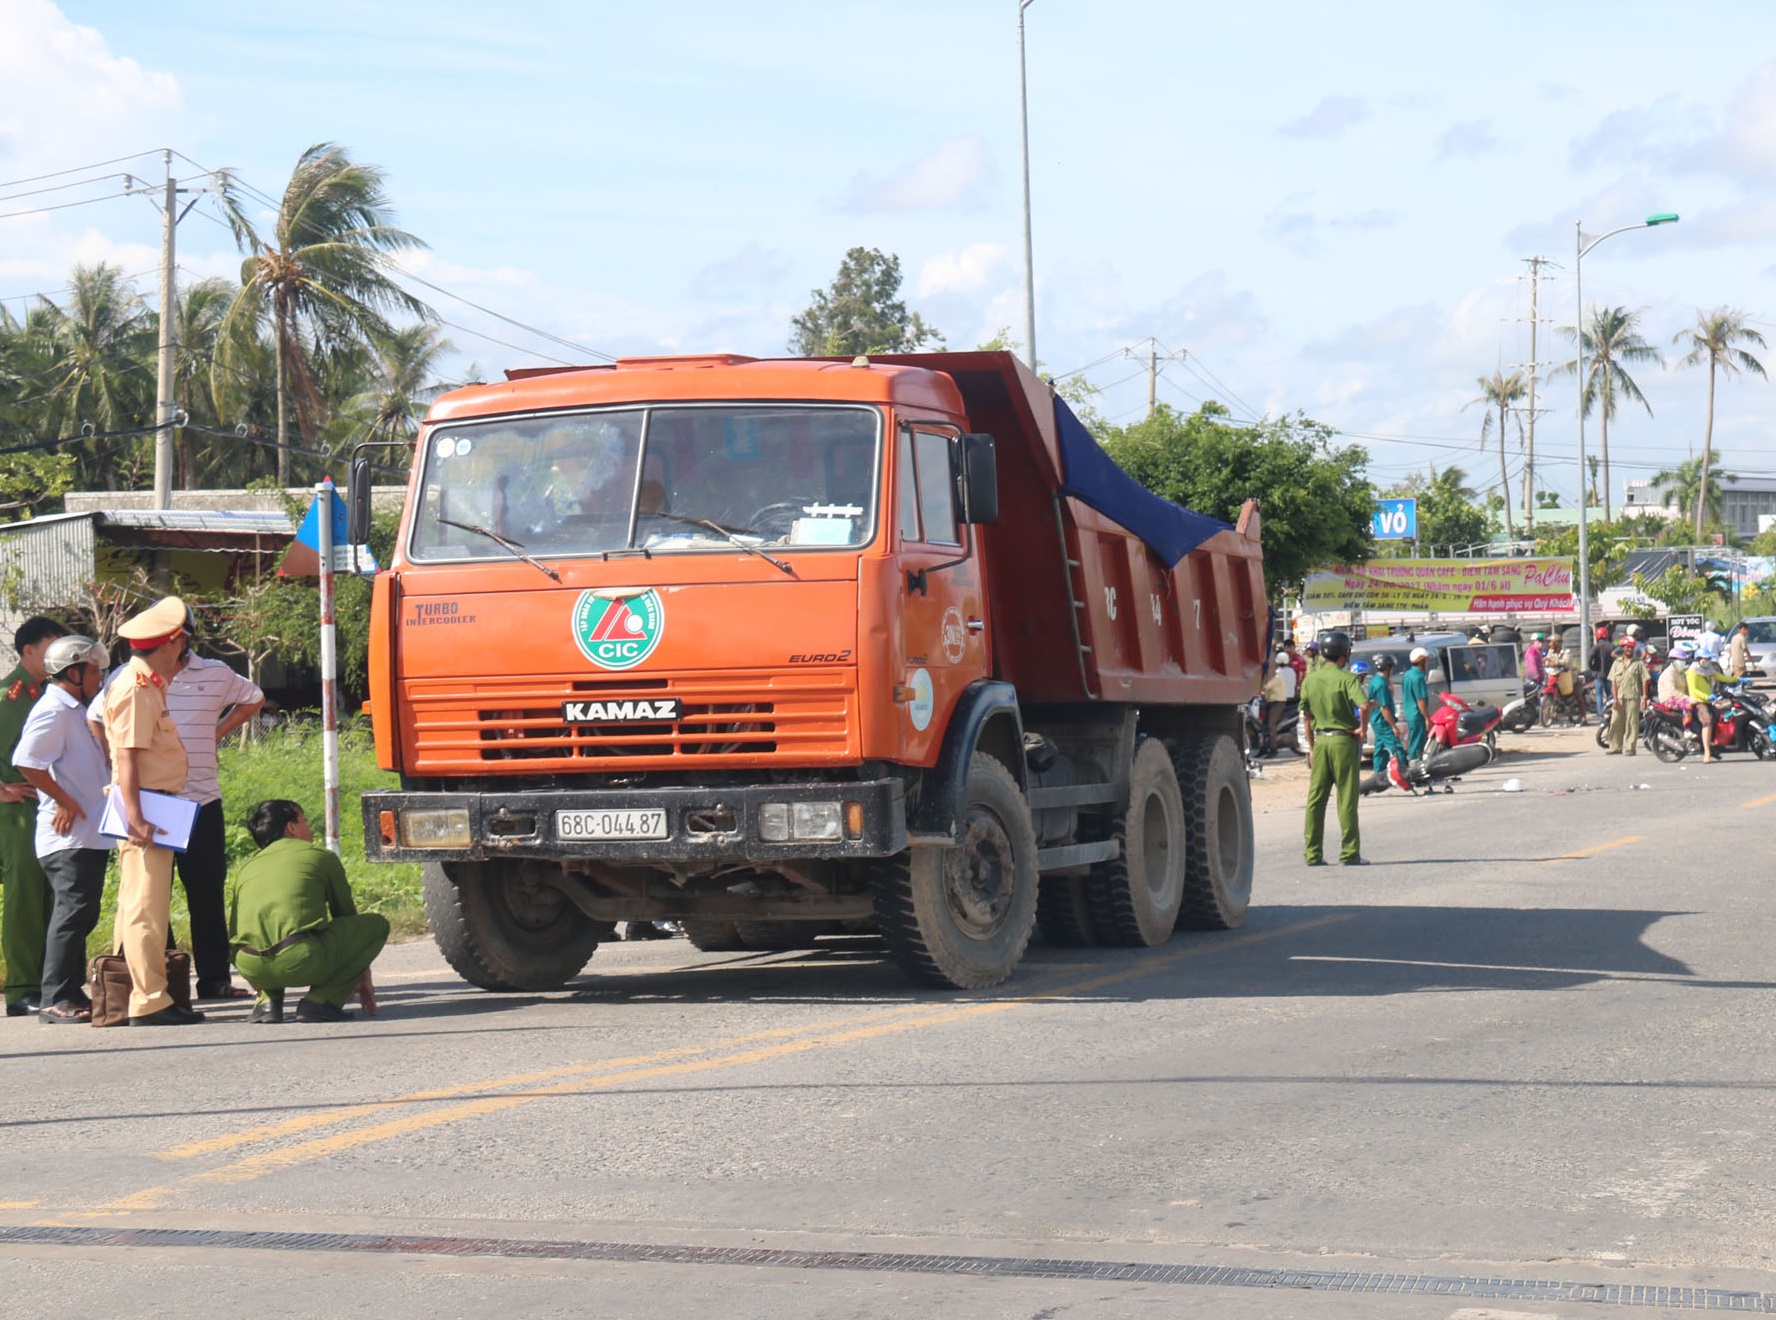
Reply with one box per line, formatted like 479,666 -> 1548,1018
1017,0 -> 1037,371
1572,211 -> 1678,674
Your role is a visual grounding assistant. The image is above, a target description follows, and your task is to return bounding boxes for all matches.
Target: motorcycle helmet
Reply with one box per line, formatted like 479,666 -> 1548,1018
1320,630 -> 1352,663
1373,653 -> 1396,672
1350,660 -> 1371,676
1670,643 -> 1693,661
41,634 -> 106,681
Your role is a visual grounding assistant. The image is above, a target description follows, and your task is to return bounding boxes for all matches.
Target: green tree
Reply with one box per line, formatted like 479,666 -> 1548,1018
345,323 -> 454,447
1393,466 -> 1489,552
38,264 -> 157,489
218,142 -> 431,485
1559,305 -> 1661,522
1651,454 -> 1736,536
1467,371 -> 1525,540
1673,307 -> 1766,539
789,247 -> 943,357
1099,401 -> 1372,591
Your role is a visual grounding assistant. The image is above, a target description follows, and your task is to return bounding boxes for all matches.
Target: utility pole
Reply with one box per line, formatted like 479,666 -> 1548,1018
1121,337 -> 1188,418
1512,256 -> 1556,537
129,151 -> 211,509
1017,0 -> 1038,371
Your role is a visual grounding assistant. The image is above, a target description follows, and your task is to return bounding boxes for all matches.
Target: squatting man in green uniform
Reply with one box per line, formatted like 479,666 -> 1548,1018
229,800 -> 389,1023
1299,630 -> 1374,867
1,615 -> 69,1015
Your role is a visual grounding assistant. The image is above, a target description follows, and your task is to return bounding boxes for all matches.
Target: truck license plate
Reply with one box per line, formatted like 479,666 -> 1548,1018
556,809 -> 669,841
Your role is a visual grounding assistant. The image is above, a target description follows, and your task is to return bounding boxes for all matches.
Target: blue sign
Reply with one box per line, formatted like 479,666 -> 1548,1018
1372,498 -> 1417,540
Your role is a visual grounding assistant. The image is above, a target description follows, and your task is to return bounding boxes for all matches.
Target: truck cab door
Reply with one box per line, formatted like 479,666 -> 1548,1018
896,425 -> 988,755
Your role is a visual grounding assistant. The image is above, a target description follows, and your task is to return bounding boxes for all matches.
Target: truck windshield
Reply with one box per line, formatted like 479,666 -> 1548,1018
408,404 -> 880,562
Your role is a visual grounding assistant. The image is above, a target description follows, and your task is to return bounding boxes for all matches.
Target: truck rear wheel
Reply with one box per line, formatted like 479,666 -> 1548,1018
424,860 -> 601,991
681,919 -> 748,952
871,754 -> 1038,989
1170,733 -> 1253,930
1085,737 -> 1186,946
1036,875 -> 1099,946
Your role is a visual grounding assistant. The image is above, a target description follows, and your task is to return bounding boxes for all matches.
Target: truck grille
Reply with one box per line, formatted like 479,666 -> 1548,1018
402,670 -> 855,770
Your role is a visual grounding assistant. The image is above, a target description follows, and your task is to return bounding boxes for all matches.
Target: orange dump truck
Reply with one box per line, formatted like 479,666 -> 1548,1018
353,350 -> 1268,990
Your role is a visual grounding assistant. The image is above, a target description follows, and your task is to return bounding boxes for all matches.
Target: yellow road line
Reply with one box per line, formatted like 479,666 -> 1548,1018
99,915 -> 1350,1210
1542,834 -> 1644,864
1739,792 -> 1776,810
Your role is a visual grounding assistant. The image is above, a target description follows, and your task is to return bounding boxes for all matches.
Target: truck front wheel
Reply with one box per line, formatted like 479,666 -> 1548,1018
870,754 -> 1038,989
1170,733 -> 1254,930
424,860 -> 602,991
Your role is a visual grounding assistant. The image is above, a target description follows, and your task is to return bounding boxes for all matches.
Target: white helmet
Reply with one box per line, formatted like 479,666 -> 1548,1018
42,634 -> 106,680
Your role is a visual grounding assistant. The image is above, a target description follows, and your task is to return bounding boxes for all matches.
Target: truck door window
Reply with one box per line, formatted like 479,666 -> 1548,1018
912,429 -> 959,546
897,428 -> 921,542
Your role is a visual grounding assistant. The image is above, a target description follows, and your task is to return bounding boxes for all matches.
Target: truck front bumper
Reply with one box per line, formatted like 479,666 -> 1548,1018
361,778 -> 907,865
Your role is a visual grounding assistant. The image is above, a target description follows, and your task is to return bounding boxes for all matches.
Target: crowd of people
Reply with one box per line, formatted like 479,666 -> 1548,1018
0,598 -> 387,1026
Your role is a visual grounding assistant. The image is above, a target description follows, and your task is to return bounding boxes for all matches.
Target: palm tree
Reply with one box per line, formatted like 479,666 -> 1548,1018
1467,370 -> 1526,541
217,142 -> 431,484
348,323 -> 455,447
1651,455 -> 1736,533
1673,308 -> 1766,539
1559,305 -> 1662,522
40,264 -> 157,489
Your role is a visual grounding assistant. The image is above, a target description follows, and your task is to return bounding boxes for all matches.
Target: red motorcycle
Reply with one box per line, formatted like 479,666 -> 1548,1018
1429,691 -> 1503,754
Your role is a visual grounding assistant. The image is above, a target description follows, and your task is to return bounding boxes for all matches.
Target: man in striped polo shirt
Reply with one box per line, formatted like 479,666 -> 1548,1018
92,604 -> 264,1000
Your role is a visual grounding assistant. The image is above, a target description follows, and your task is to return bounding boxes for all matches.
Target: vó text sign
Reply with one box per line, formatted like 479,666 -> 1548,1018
1372,498 -> 1417,540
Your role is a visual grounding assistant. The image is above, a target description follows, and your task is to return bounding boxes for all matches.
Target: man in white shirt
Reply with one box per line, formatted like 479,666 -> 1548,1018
92,610 -> 263,999
13,636 -> 113,1023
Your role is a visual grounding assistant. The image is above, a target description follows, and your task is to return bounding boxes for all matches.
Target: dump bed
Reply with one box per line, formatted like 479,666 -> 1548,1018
877,352 -> 1268,708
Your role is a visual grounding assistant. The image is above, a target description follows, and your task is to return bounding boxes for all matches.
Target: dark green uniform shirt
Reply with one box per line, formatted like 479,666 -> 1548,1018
229,837 -> 358,953
0,664 -> 40,784
1300,663 -> 1366,733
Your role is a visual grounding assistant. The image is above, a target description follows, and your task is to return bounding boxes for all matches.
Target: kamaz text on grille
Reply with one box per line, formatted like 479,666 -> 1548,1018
561,698 -> 684,723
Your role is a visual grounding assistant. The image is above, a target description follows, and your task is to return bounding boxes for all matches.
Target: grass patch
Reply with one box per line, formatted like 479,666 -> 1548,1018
0,719 -> 425,989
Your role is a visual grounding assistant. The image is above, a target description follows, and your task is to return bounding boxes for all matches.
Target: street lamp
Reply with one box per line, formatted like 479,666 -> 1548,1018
1573,211 -> 1678,673
1017,0 -> 1037,370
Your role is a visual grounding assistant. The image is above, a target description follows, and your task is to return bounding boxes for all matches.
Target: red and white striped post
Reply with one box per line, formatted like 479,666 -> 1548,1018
315,478 -> 341,855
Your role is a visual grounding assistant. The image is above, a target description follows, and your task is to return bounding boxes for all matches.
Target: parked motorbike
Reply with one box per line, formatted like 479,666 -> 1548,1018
1540,669 -> 1590,726
1499,680 -> 1542,732
1429,691 -> 1502,754
1243,695 -> 1301,762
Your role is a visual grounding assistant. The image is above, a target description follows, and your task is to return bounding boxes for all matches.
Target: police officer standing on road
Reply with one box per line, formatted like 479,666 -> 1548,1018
104,597 -> 204,1026
1299,631 -> 1375,867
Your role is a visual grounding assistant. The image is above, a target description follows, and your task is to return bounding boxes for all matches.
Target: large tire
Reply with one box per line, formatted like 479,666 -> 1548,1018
734,919 -> 834,950
1170,733 -> 1253,931
681,919 -> 748,952
870,754 -> 1038,989
424,860 -> 601,991
1036,874 -> 1099,946
1084,738 -> 1186,947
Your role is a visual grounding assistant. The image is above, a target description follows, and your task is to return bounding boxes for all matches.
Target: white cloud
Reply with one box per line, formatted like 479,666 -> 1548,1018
687,241 -> 790,300
1435,120 -> 1498,160
1278,95 -> 1370,140
838,135 -> 994,213
916,242 -> 1007,297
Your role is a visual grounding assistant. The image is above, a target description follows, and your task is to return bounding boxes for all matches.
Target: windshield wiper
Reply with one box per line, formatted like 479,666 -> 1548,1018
437,517 -> 562,582
648,511 -> 795,576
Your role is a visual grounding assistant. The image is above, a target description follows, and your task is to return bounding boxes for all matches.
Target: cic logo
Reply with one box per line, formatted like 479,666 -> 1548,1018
572,589 -> 666,671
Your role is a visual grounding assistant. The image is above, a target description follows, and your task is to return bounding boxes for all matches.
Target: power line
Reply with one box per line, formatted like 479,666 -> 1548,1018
0,172 -> 137,205
0,191 -> 132,222
0,150 -> 168,192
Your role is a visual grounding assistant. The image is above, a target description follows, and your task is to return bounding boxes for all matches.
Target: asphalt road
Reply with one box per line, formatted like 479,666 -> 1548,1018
3,720 -> 1775,1318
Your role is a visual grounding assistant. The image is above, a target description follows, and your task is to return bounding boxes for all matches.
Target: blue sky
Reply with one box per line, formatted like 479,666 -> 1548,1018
8,0 -> 1776,511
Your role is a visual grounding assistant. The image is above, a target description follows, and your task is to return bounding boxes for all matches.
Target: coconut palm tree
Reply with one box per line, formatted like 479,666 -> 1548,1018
39,264 -> 157,489
1559,305 -> 1662,522
1673,308 -> 1766,539
347,323 -> 454,448
1651,454 -> 1736,534
217,142 -> 431,484
1467,370 -> 1526,541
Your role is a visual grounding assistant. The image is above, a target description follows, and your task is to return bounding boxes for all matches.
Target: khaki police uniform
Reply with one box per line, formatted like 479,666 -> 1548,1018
104,605 -> 190,1018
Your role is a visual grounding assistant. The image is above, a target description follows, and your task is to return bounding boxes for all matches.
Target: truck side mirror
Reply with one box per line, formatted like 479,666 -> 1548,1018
347,455 -> 373,545
957,433 -> 998,525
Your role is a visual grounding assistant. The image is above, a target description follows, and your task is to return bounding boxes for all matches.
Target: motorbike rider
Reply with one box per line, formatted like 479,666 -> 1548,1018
1658,645 -> 1690,702
1260,650 -> 1297,757
1402,646 -> 1432,760
1605,636 -> 1649,756
1523,633 -> 1546,688
1687,647 -> 1729,762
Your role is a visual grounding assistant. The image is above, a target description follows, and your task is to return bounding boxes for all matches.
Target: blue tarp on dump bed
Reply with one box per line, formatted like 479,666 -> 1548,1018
1052,396 -> 1231,568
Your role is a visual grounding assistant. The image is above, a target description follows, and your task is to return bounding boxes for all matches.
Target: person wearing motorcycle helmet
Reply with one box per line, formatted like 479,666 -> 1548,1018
9,635 -> 110,1022
1658,645 -> 1690,703
1686,647 -> 1726,761
1298,630 -> 1374,866
1402,646 -> 1432,759
1350,659 -> 1371,676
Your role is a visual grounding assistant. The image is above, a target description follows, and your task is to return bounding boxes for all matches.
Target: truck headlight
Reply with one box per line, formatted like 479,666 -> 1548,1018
758,801 -> 843,841
399,807 -> 471,849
